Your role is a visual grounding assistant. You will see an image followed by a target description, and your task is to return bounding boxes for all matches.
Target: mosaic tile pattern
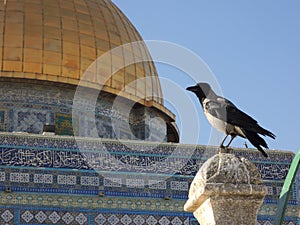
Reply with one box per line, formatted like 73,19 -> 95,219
0,132 -> 298,225
0,168 -> 192,199
0,208 -> 191,225
0,135 -> 294,182
56,113 -> 78,136
0,197 -> 297,225
0,81 -> 169,141
0,109 -> 7,131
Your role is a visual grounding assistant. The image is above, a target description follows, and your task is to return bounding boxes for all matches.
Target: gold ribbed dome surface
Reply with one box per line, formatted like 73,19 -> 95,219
0,0 -> 172,117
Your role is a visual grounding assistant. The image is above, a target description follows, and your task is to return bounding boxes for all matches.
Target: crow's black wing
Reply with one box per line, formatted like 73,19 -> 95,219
204,97 -> 256,126
221,99 -> 259,127
205,97 -> 275,138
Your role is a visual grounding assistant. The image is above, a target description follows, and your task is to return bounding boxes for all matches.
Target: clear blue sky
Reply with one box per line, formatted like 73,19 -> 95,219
113,0 -> 300,153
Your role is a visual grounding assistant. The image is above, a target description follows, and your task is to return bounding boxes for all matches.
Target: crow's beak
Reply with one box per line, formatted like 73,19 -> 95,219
186,86 -> 197,92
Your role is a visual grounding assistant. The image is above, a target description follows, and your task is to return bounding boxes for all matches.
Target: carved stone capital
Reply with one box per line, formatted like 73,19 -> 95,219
184,153 -> 267,225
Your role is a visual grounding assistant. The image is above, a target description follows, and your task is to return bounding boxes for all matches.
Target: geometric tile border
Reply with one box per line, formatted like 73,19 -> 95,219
0,208 -> 191,225
0,192 -> 186,212
0,207 -> 298,225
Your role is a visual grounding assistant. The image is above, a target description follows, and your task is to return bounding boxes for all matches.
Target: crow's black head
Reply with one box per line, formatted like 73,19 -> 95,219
186,83 -> 212,102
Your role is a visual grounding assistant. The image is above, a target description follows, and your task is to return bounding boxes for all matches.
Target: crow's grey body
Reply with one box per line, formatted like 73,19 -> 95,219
187,82 -> 275,157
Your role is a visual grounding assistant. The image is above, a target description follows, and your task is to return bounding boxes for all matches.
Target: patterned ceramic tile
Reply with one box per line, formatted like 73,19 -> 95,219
0,133 -> 298,224
56,113 -> 78,136
0,82 -> 169,141
48,211 -> 61,224
0,109 -> 8,131
1,209 -> 14,223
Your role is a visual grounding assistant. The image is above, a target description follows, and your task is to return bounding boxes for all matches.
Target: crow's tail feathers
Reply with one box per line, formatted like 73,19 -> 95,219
242,129 -> 269,158
257,126 -> 276,139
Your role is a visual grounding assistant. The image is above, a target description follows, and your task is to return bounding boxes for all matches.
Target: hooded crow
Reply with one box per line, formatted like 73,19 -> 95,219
186,82 -> 275,157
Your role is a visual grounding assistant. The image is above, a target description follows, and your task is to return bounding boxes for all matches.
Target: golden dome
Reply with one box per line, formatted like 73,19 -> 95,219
0,0 -> 174,119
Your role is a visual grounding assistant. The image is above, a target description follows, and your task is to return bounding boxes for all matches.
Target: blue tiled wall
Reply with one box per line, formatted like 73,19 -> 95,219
0,133 -> 298,225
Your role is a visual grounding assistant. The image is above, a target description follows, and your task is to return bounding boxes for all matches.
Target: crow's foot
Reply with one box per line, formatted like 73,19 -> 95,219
218,146 -> 233,154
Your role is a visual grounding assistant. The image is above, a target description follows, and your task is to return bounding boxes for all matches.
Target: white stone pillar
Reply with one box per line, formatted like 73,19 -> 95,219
184,153 -> 267,225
